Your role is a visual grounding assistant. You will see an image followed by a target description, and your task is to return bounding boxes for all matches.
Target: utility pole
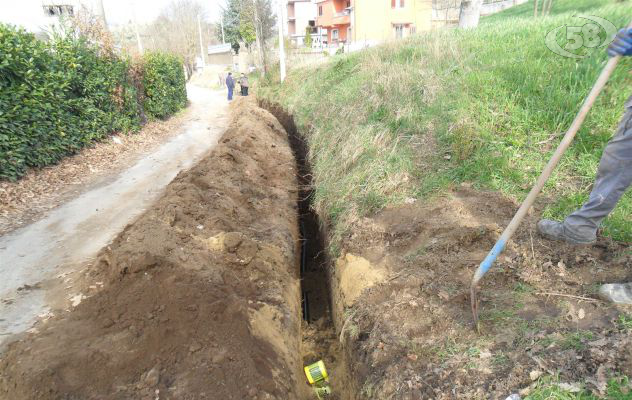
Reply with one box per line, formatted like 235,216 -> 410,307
95,0 -> 108,29
221,17 -> 226,44
254,1 -> 265,74
197,14 -> 206,68
278,1 -> 286,82
131,0 -> 143,54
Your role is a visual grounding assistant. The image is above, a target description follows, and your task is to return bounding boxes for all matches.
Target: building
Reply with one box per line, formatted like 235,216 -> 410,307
0,1 -> 106,35
286,0 -> 326,47
314,0 -> 352,46
207,43 -> 233,66
314,0 -> 432,47
355,0 -> 433,44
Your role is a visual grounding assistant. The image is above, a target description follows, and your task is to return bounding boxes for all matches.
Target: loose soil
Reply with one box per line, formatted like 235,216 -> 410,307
0,98 -> 308,399
335,188 -> 632,399
2,96 -> 631,400
263,104 -> 632,399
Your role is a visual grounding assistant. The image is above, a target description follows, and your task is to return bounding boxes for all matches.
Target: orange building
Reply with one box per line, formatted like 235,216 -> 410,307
314,0 -> 352,45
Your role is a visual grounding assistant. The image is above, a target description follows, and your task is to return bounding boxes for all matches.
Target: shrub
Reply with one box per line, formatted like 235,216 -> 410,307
142,52 -> 187,120
0,24 -> 187,180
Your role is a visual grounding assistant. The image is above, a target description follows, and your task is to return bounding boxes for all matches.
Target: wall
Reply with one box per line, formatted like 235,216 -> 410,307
354,0 -> 433,43
432,0 -> 527,26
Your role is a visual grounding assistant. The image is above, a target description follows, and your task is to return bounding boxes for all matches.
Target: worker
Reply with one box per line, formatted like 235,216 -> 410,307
537,28 -> 632,304
239,73 -> 249,96
226,72 -> 235,101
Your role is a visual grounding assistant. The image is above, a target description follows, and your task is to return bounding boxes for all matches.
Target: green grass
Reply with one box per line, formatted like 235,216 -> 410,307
526,376 -> 632,399
616,314 -> 632,331
258,0 -> 632,251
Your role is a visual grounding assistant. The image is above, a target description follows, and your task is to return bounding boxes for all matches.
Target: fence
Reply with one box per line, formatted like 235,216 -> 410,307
432,0 -> 527,26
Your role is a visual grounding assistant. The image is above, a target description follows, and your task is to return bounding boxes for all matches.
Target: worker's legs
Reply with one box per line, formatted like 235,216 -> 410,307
563,102 -> 632,241
538,100 -> 632,304
228,87 -> 233,101
538,100 -> 632,243
244,87 -> 249,96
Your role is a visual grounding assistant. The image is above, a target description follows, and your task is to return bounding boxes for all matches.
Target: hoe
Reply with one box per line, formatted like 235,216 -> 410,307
469,30 -> 630,330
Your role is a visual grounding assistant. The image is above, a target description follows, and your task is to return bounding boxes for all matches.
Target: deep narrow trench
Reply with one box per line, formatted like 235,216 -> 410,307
260,100 -> 347,399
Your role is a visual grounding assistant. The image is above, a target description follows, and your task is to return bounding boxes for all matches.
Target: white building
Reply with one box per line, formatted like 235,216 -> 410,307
0,0 -> 105,35
286,0 -> 326,47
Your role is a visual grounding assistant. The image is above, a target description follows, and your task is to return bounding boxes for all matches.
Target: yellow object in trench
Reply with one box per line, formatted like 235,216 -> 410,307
304,360 -> 328,384
304,360 -> 332,399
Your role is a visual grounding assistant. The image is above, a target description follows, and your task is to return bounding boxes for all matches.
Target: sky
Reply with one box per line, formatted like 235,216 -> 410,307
0,0 -> 231,32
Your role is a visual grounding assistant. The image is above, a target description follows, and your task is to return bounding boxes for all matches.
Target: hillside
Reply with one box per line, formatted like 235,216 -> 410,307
260,0 -> 631,250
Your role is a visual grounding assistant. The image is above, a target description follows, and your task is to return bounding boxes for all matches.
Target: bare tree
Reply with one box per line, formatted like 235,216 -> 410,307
458,0 -> 483,28
142,0 -> 218,76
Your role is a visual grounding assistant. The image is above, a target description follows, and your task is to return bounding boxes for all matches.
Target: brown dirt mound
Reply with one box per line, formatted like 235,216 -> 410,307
0,98 -> 307,399
333,187 -> 632,399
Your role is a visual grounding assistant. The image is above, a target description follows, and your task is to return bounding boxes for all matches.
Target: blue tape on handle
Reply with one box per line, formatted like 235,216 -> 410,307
472,238 -> 506,284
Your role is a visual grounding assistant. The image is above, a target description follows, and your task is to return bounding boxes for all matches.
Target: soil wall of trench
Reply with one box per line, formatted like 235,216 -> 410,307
0,98 -> 310,399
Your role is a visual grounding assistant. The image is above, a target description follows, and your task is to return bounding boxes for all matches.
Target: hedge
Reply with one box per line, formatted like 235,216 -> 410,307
0,24 -> 187,180
142,52 -> 187,120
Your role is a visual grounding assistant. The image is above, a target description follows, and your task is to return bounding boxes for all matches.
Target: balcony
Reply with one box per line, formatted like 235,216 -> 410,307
332,11 -> 350,25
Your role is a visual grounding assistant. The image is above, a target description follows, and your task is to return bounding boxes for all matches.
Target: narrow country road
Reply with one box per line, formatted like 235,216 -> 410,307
0,85 -> 229,347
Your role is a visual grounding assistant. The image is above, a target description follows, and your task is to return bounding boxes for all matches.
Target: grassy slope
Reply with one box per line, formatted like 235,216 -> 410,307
259,0 -> 631,252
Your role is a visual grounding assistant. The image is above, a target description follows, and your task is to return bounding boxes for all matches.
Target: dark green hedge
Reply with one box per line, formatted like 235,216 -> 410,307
142,52 -> 187,120
0,24 -> 187,180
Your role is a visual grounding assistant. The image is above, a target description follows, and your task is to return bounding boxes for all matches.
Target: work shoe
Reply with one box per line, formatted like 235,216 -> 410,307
536,219 -> 595,245
599,283 -> 632,305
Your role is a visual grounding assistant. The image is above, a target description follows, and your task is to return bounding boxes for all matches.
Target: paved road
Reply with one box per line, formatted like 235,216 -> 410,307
0,85 -> 229,346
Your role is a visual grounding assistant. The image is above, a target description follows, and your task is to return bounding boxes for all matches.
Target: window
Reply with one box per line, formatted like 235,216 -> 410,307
391,0 -> 405,8
319,6 -> 323,16
410,25 -> 417,35
332,29 -> 339,40
394,24 -> 404,39
43,5 -> 74,16
346,1 -> 351,7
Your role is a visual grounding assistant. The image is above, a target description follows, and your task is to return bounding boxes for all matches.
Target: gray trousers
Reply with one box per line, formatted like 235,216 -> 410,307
564,95 -> 632,241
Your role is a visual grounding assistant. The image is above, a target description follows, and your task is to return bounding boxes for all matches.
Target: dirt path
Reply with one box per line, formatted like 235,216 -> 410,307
0,85 -> 229,346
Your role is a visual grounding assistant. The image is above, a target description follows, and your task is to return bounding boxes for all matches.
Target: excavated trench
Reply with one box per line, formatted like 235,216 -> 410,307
0,99 -> 352,400
260,100 -> 351,399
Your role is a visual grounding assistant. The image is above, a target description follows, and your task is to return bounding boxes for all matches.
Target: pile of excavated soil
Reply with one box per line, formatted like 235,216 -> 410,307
0,98 -> 308,399
333,187 -> 632,399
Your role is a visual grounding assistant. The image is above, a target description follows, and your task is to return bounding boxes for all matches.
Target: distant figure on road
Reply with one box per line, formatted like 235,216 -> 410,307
537,28 -> 632,304
218,72 -> 225,88
239,73 -> 249,96
226,72 -> 235,101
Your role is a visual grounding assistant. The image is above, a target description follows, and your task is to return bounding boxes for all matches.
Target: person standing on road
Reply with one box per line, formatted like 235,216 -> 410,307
226,72 -> 235,101
537,28 -> 632,304
239,73 -> 249,96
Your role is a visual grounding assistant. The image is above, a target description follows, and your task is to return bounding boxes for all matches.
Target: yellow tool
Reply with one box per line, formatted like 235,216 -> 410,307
304,360 -> 332,399
304,360 -> 328,385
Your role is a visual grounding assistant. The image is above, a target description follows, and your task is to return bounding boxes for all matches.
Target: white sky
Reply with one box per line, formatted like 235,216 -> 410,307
0,0 -> 230,32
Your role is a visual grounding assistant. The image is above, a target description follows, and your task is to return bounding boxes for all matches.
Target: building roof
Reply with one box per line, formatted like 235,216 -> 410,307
207,43 -> 232,55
